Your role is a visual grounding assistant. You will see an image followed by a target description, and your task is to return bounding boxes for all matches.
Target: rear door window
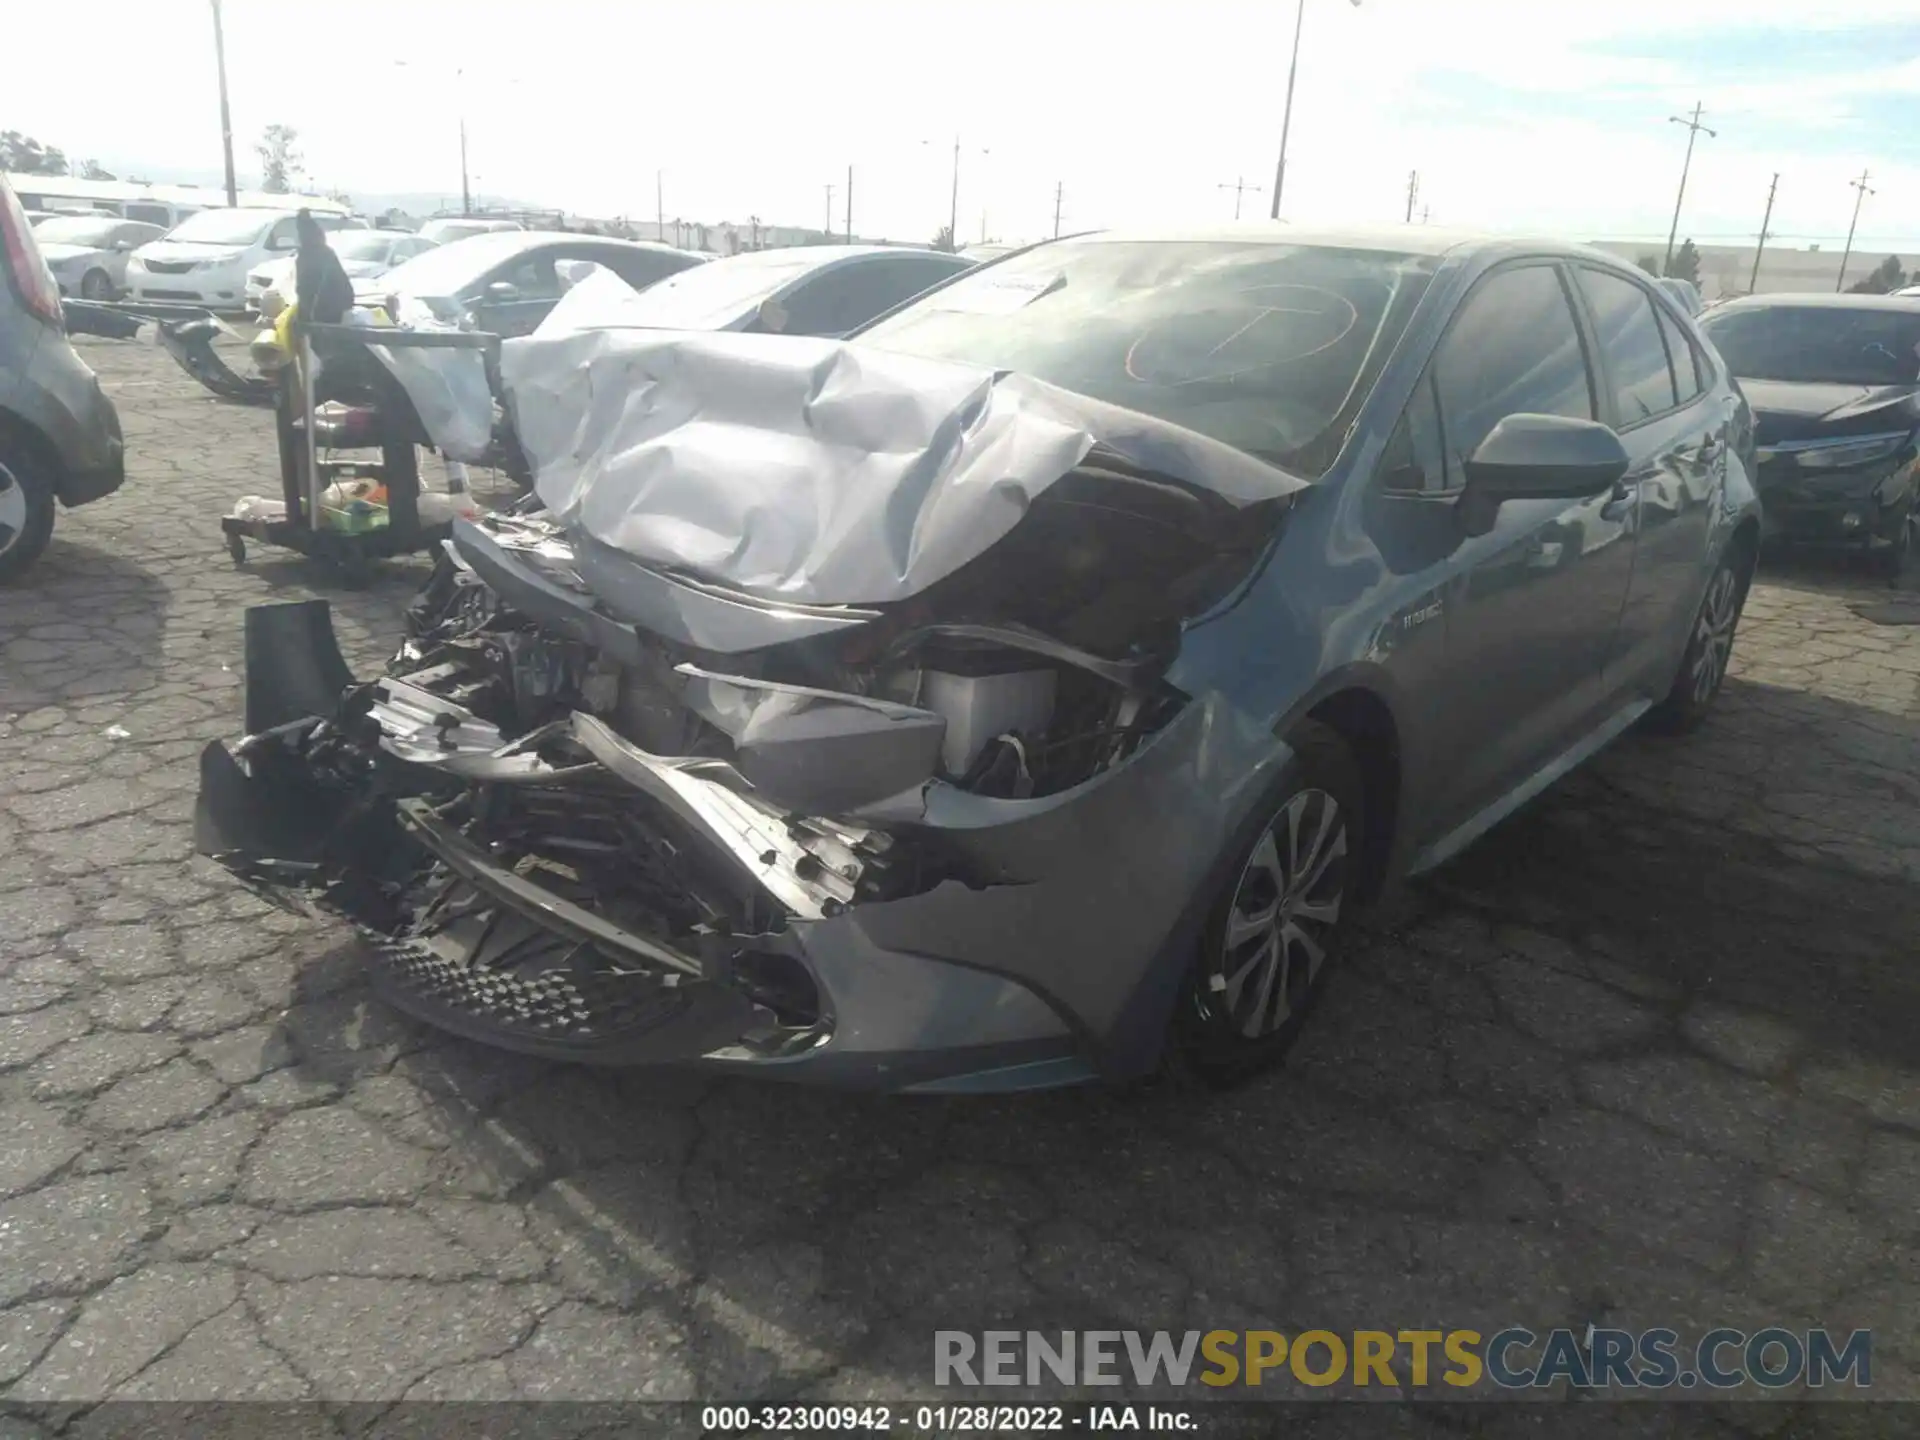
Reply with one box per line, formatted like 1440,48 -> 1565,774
1656,305 -> 1706,402
1576,267 -> 1680,425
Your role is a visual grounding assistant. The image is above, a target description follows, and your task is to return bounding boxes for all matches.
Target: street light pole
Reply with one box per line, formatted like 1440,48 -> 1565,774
1750,172 -> 1778,294
1268,0 -> 1360,220
209,0 -> 238,206
1663,102 -> 1715,275
457,69 -> 471,216
949,135 -> 961,249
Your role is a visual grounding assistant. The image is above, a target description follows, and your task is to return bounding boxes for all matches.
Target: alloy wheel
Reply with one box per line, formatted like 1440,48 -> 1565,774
1690,566 -> 1739,704
0,464 -> 27,557
1208,788 -> 1349,1038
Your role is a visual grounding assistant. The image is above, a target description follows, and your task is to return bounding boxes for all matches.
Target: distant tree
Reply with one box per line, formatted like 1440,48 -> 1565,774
256,124 -> 303,193
933,222 -> 956,253
1668,239 -> 1702,286
77,158 -> 115,181
1847,255 -> 1908,295
0,131 -> 69,175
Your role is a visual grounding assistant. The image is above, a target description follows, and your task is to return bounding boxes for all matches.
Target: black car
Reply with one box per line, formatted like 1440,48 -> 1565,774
1699,293 -> 1919,574
590,243 -> 974,338
366,232 -> 708,337
0,174 -> 126,582
197,226 -> 1761,1090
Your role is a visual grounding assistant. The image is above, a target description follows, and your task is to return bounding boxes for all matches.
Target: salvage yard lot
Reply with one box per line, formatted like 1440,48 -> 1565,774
1,337 -> 1917,1425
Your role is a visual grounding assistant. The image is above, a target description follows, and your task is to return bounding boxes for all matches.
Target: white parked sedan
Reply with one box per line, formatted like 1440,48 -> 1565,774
33,215 -> 166,300
244,229 -> 438,314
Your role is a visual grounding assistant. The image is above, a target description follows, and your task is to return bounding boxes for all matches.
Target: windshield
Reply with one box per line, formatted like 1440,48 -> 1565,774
333,233 -> 401,263
858,238 -> 1435,475
166,209 -> 278,246
1701,304 -> 1920,386
34,217 -> 121,247
608,249 -> 825,329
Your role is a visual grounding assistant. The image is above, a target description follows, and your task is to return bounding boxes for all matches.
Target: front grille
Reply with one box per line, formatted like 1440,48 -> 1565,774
363,925 -> 692,1053
143,260 -> 196,276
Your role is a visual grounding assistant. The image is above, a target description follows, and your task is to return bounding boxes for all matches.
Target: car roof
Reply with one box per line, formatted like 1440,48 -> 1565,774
1050,222 -> 1648,269
1706,291 -> 1920,314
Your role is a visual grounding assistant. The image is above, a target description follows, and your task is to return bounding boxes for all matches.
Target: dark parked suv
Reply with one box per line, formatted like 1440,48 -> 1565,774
0,173 -> 126,582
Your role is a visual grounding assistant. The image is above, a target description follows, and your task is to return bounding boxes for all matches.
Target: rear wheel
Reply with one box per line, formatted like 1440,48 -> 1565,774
1174,722 -> 1364,1085
1646,547 -> 1748,734
0,446 -> 58,584
79,269 -> 114,301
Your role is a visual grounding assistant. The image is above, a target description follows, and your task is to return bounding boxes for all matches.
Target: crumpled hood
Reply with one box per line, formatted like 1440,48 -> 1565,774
1742,378 -> 1919,445
498,325 -> 1305,609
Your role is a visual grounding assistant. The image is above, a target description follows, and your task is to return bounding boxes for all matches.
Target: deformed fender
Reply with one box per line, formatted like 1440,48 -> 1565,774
157,317 -> 276,406
797,693 -> 1298,1079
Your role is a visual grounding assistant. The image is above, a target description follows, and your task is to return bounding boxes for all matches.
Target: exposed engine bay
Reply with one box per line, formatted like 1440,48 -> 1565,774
196,329 -> 1304,1084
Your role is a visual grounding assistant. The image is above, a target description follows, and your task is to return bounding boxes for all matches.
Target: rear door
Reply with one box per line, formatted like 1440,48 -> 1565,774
1378,260 -> 1637,837
1570,265 -> 1725,692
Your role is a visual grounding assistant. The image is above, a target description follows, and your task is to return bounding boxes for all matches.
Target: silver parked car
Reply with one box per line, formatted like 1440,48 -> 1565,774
32,215 -> 166,300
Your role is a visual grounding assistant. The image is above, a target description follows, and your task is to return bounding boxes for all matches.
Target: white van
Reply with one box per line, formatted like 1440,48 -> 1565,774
123,208 -> 366,309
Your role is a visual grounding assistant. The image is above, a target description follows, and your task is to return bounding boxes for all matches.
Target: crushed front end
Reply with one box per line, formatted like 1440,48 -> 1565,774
196,331 -> 1305,1090
198,492 -> 1291,1090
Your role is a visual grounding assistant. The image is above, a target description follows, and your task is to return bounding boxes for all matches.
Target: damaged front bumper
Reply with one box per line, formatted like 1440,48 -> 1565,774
195,530 -> 1288,1091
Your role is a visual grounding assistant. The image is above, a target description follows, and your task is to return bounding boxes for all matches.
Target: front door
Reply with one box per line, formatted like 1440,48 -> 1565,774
1378,261 -> 1638,839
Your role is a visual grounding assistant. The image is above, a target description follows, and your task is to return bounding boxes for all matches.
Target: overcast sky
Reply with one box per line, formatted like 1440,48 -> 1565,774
12,0 -> 1920,253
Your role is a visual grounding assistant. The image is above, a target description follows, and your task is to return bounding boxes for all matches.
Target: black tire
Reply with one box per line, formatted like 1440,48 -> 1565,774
0,445 -> 58,584
79,269 -> 113,302
1173,721 -> 1365,1086
1645,546 -> 1749,735
1871,503 -> 1914,581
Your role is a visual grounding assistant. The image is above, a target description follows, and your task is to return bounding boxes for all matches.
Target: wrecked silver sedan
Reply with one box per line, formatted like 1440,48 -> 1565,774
196,230 -> 1761,1090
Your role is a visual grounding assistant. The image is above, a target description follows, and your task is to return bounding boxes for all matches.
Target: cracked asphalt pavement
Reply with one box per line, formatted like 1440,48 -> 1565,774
0,337 -> 1916,1431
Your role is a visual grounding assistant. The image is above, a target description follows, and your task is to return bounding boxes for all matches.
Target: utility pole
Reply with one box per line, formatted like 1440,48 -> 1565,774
1218,177 -> 1262,220
1053,180 -> 1064,239
1404,169 -> 1419,223
1269,0 -> 1363,220
208,0 -> 237,206
948,135 -> 961,250
1837,169 -> 1874,292
846,164 -> 853,242
1663,102 -> 1716,275
655,170 -> 664,245
1420,204 -> 1430,224
824,182 -> 836,239
1750,172 -> 1778,293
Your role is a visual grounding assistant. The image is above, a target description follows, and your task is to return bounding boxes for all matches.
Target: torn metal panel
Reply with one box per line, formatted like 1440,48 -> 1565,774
496,326 -> 1305,608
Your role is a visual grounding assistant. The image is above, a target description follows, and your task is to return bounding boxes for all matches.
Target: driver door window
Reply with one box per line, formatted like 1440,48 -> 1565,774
1432,264 -> 1595,487
266,218 -> 299,252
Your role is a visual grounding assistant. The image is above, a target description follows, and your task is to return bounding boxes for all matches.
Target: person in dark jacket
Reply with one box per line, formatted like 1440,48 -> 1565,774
293,209 -> 355,325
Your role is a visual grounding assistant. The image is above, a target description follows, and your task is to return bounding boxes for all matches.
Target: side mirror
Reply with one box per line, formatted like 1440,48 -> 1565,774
755,297 -> 789,334
484,280 -> 520,302
113,238 -> 136,252
1465,413 -> 1626,494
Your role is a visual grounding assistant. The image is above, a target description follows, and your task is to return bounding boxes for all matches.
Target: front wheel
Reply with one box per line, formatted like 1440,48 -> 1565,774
1173,722 -> 1365,1085
1645,548 -> 1748,734
0,447 -> 58,584
1871,501 -> 1914,580
79,269 -> 114,301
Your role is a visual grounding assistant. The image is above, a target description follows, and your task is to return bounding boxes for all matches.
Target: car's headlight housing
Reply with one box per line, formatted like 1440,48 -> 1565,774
1788,431 -> 1913,470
